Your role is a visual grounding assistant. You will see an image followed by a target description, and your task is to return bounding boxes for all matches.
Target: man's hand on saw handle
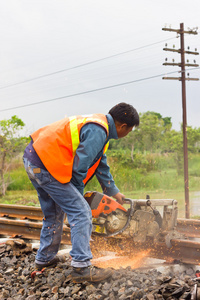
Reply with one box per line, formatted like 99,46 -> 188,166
113,192 -> 125,205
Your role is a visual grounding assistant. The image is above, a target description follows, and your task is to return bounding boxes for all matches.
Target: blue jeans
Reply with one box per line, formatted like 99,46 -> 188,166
23,157 -> 92,267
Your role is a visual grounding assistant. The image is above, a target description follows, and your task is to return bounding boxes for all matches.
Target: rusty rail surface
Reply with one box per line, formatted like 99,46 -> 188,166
1,204 -> 200,265
1,204 -> 200,237
177,218 -> 200,238
1,216 -> 200,264
0,203 -> 43,220
0,217 -> 71,244
144,238 -> 200,265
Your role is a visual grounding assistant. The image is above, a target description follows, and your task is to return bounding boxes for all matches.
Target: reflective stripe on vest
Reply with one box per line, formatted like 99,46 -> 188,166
69,115 -> 109,157
69,116 -> 80,156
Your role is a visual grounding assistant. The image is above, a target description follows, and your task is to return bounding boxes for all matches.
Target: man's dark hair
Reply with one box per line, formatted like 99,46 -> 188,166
109,102 -> 139,127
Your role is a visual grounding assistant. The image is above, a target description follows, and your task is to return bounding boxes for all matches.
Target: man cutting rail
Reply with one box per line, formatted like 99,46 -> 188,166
23,102 -> 139,283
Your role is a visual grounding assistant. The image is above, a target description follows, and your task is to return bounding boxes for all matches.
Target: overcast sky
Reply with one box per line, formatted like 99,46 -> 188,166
0,0 -> 199,135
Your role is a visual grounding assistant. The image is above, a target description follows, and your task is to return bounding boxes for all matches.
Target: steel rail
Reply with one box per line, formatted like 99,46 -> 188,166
0,204 -> 43,220
1,204 -> 200,237
91,234 -> 200,265
1,216 -> 200,265
0,217 -> 71,244
177,218 -> 200,238
144,239 -> 200,265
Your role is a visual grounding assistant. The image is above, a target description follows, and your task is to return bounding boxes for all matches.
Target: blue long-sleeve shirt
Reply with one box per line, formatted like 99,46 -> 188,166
71,114 -> 119,196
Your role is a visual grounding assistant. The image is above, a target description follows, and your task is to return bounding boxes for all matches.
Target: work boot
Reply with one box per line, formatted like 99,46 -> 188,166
35,254 -> 66,271
71,265 -> 113,283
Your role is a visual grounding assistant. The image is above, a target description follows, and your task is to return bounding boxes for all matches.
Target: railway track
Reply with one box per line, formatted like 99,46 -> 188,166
1,203 -> 200,265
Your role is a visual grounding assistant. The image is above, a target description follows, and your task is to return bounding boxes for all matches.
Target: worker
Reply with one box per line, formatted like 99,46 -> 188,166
23,102 -> 139,283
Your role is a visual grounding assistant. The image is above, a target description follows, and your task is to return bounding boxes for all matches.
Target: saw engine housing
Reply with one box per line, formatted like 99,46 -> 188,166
84,191 -> 181,246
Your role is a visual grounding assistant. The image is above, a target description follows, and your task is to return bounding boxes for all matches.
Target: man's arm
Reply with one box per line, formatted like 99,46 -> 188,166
71,123 -> 107,195
95,154 -> 125,204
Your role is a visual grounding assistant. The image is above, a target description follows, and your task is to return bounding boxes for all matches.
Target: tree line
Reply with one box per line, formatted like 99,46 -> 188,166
108,111 -> 200,175
0,113 -> 200,195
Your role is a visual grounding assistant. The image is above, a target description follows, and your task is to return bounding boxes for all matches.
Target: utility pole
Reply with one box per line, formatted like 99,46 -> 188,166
162,23 -> 199,219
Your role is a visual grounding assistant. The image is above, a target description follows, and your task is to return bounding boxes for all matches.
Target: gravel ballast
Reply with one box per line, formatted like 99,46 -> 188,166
0,239 -> 199,300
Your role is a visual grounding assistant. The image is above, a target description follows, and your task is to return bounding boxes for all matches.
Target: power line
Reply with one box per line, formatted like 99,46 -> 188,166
0,37 -> 177,90
0,66 -> 199,113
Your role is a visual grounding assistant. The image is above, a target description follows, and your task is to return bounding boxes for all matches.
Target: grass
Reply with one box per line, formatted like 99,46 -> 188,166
1,153 -> 200,219
5,153 -> 200,192
0,190 -> 39,206
1,187 -> 200,219
8,167 -> 34,191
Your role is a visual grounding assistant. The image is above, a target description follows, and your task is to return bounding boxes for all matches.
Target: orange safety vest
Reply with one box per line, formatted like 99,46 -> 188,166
31,114 -> 109,184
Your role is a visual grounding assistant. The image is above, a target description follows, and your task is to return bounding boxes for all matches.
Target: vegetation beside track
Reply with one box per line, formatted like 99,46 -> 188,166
0,112 -> 200,219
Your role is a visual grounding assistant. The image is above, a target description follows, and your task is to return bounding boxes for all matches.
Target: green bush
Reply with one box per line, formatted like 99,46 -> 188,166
188,154 -> 200,177
4,153 -> 200,194
107,149 -> 175,173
